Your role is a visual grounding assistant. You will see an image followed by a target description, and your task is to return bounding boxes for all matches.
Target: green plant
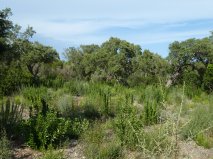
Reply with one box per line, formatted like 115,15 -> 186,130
39,149 -> 65,159
0,130 -> 12,159
143,100 -> 159,125
21,86 -> 51,115
27,112 -> 70,149
67,118 -> 89,138
83,121 -> 123,159
64,81 -> 89,96
0,98 -> 23,137
181,104 -> 213,145
113,99 -> 143,149
195,132 -> 213,148
55,95 -> 74,117
139,85 -> 163,125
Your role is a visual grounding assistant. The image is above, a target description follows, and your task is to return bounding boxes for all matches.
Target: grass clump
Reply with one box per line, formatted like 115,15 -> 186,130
181,103 -> 213,148
82,121 -> 123,159
0,98 -> 23,138
0,130 -> 12,159
39,148 -> 65,159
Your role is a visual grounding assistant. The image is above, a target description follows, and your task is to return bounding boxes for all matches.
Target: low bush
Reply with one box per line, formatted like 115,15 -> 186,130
64,81 -> 89,96
195,131 -> 213,148
113,99 -> 143,149
26,112 -> 70,149
0,98 -> 23,138
0,131 -> 12,159
181,104 -> 213,146
83,121 -> 123,159
55,95 -> 74,118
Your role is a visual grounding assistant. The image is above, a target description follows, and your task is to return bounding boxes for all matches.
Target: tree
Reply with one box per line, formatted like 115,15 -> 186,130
168,35 -> 213,90
21,42 -> 59,84
128,50 -> 169,86
99,37 -> 141,84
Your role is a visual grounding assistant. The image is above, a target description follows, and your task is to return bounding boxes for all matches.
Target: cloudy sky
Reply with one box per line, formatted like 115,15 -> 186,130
1,0 -> 213,58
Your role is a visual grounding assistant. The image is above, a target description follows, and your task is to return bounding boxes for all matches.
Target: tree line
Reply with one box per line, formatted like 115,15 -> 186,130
0,8 -> 213,96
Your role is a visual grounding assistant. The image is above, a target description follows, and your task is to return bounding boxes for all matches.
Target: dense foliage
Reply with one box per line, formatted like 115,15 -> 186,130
0,8 -> 213,159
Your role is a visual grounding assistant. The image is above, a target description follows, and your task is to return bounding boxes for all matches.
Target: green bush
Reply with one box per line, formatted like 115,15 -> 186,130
0,131 -> 12,159
195,132 -> 213,148
143,100 -> 159,125
83,122 -> 123,159
181,104 -> 213,145
27,112 -> 70,149
0,98 -> 23,138
21,86 -> 51,115
113,100 -> 143,149
55,95 -> 74,118
66,118 -> 89,139
141,126 -> 174,157
64,81 -> 89,96
139,85 -> 164,125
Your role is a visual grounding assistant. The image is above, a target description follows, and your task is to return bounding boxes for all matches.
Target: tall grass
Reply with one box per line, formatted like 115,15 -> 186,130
0,98 -> 23,138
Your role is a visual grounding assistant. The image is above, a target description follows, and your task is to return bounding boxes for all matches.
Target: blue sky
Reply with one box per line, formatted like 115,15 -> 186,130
1,0 -> 213,58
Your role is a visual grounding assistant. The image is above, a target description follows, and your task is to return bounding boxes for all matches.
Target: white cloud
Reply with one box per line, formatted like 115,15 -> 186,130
1,0 -> 213,56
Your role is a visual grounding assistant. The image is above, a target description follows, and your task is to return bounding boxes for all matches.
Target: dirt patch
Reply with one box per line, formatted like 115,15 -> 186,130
178,140 -> 213,159
13,147 -> 42,159
12,140 -> 85,159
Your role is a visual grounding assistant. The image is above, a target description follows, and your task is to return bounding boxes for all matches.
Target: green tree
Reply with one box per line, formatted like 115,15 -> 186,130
168,35 -> 213,91
21,42 -> 59,85
128,50 -> 169,86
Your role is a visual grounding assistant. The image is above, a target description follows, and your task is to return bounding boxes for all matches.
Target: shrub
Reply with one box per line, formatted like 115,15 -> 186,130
0,98 -> 23,138
64,81 -> 89,96
83,121 -> 123,159
27,112 -> 70,149
113,99 -> 143,149
143,100 -> 159,125
195,131 -> 213,148
139,85 -> 164,125
0,130 -> 12,159
55,95 -> 74,118
21,86 -> 51,116
140,126 -> 175,157
181,104 -> 213,145
66,118 -> 89,139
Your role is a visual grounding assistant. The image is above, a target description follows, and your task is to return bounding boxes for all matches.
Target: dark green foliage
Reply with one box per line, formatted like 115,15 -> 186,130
139,85 -> 164,125
144,100 -> 158,125
26,112 -> 70,149
64,81 -> 88,96
0,130 -> 12,159
83,103 -> 101,120
168,36 -> 213,92
66,118 -> 89,138
202,68 -> 213,92
98,88 -> 112,117
0,98 -> 23,138
22,87 -> 50,115
185,85 -> 202,99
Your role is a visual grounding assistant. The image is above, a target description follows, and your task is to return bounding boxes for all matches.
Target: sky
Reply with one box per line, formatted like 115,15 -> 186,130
1,0 -> 213,58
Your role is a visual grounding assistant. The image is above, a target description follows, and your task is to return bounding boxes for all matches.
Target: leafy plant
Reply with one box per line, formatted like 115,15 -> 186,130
181,104 -> 213,146
0,130 -> 12,159
83,121 -> 123,159
0,98 -> 23,137
113,98 -> 143,149
27,112 -> 70,149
